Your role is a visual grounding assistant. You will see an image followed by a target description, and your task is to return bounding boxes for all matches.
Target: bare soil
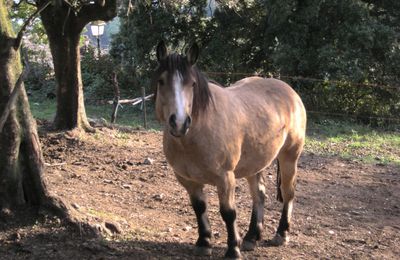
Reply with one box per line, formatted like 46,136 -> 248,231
1,122 -> 399,259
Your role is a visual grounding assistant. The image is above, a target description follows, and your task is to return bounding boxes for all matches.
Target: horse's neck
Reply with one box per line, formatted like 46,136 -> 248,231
190,83 -> 231,130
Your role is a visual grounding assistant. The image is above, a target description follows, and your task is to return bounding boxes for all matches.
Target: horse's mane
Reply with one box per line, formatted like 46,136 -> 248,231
152,53 -> 213,118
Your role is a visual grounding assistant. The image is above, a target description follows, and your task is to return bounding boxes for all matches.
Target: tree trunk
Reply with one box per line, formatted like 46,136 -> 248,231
39,1 -> 117,131
40,7 -> 91,131
0,0 -> 48,209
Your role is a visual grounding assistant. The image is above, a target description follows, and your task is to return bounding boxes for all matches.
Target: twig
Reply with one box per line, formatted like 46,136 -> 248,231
62,7 -> 72,37
107,94 -> 154,105
44,162 -> 67,167
0,58 -> 30,134
14,0 -> 52,49
111,72 -> 120,123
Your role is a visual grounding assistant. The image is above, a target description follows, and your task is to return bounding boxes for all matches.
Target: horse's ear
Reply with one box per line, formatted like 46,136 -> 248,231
186,42 -> 199,65
156,41 -> 168,62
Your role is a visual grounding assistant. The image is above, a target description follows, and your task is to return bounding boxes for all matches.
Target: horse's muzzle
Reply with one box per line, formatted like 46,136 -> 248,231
168,114 -> 191,137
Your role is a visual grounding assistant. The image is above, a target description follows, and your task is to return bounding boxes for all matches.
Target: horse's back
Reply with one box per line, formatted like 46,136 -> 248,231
228,76 -> 306,129
224,77 -> 306,177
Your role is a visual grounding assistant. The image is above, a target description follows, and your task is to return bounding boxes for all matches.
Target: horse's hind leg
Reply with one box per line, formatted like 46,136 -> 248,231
217,171 -> 242,259
242,172 -> 266,251
271,144 -> 303,246
175,175 -> 212,256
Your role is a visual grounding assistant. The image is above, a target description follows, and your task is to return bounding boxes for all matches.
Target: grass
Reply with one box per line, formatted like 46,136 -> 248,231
30,99 -> 162,130
30,100 -> 400,166
306,118 -> 400,165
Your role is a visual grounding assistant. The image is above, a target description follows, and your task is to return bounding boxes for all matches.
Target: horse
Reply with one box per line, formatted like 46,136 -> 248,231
152,41 -> 307,259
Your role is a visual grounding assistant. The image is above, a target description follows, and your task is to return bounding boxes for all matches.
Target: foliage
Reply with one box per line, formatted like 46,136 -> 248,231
81,47 -> 119,101
10,1 -> 48,44
263,0 -> 400,124
110,0 -> 211,95
109,0 -> 400,124
22,35 -> 55,96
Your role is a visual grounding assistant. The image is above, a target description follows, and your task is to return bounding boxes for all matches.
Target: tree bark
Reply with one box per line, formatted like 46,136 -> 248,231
39,1 -> 117,131
0,0 -> 48,209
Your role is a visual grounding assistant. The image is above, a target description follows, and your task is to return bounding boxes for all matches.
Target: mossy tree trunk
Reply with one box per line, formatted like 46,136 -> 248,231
39,0 -> 117,131
0,0 -> 48,209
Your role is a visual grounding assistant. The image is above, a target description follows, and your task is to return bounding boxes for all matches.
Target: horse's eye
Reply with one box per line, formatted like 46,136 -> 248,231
158,79 -> 164,86
192,81 -> 196,87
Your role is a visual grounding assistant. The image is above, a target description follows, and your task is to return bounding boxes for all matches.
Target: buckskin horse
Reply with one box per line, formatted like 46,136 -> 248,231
152,41 -> 306,259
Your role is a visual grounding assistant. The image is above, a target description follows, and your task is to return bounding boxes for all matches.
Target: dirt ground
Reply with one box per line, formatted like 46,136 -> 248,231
1,122 -> 399,259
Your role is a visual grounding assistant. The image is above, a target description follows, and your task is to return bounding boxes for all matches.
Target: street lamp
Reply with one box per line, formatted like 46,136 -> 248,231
90,21 -> 106,57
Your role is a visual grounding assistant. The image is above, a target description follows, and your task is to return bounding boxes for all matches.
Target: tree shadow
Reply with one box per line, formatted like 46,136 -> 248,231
0,210 -> 226,259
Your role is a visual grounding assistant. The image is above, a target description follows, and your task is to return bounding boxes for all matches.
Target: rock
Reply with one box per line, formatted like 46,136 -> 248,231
122,184 -> 132,189
104,221 -> 122,234
183,226 -> 192,231
143,158 -> 154,165
10,232 -> 21,241
328,230 -> 335,235
153,194 -> 164,201
94,223 -> 112,236
104,179 -> 113,184
71,203 -> 80,210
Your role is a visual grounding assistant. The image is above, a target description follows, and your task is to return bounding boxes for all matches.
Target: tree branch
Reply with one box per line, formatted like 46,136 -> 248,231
77,0 -> 117,26
14,0 -> 52,50
0,57 -> 30,134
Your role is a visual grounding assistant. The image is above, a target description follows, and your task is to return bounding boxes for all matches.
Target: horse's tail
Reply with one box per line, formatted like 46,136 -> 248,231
276,159 -> 283,202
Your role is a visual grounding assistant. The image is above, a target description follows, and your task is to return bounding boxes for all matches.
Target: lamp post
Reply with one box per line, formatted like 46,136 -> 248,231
90,21 -> 106,58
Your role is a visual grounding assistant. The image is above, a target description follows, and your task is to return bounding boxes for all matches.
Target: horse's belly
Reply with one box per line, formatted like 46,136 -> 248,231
234,135 -> 286,178
165,150 -> 220,185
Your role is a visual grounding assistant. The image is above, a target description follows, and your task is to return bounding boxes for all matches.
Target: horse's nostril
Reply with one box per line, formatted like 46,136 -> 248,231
185,116 -> 192,128
169,114 -> 177,128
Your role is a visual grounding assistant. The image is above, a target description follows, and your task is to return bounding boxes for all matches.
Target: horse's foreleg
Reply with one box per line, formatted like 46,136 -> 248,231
175,175 -> 212,256
270,151 -> 300,246
217,171 -> 242,259
242,172 -> 266,251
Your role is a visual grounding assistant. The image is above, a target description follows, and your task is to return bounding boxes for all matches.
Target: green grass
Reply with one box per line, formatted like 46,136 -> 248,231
30,100 -> 400,166
30,99 -> 162,130
30,100 -> 56,120
306,118 -> 400,165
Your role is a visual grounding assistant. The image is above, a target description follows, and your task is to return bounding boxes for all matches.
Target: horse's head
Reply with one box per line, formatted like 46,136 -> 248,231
153,41 -> 210,138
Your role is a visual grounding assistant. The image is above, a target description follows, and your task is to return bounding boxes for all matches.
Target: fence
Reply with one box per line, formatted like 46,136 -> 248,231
205,71 -> 400,126
107,71 -> 400,128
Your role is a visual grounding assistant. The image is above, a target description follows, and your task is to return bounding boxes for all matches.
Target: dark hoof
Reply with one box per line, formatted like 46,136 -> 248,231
267,233 -> 289,246
224,247 -> 242,259
241,239 -> 256,251
194,246 -> 212,256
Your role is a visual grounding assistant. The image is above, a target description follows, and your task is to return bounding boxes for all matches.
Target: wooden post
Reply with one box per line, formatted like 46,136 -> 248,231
111,72 -> 120,123
142,87 -> 147,129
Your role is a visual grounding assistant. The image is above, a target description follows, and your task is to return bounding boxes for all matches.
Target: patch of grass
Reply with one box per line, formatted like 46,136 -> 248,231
87,208 -> 121,221
306,118 -> 400,165
30,99 -> 162,130
30,100 -> 56,121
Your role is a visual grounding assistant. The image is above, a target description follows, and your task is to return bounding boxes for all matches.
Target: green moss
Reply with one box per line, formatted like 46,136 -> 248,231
0,0 -> 15,43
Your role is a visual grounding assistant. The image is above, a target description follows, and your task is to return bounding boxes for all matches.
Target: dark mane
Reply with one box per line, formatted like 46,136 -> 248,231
152,53 -> 213,118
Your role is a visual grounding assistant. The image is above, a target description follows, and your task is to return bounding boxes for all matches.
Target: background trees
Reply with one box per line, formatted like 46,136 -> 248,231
109,0 -> 399,124
8,0 -> 399,128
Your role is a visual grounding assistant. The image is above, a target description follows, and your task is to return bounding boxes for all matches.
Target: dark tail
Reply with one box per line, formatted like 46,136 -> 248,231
276,159 -> 283,202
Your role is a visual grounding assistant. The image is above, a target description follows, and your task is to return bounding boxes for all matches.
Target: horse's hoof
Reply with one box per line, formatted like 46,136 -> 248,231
241,240 -> 256,251
268,233 -> 289,246
194,246 -> 212,256
224,247 -> 242,259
